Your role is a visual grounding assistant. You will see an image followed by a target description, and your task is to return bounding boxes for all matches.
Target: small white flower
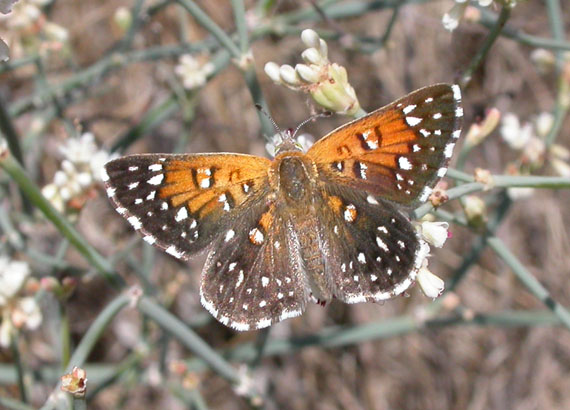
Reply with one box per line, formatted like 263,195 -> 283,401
419,221 -> 450,248
417,261 -> 445,299
500,112 -> 533,150
0,257 -> 30,306
11,296 -> 42,330
534,112 -> 554,138
442,0 -> 493,32
175,54 -> 215,90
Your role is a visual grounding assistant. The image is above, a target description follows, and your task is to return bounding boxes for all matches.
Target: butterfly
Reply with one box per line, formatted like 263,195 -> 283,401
102,83 -> 463,331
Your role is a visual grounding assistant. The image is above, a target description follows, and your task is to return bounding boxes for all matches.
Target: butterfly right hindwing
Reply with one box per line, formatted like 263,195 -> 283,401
316,183 -> 428,303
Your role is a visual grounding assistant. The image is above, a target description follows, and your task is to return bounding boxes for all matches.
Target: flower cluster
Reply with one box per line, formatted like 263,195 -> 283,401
500,111 -> 569,198
0,256 -> 41,348
0,0 -> 69,61
415,219 -> 452,299
61,366 -> 87,398
42,133 -> 115,217
175,54 -> 215,90
265,29 -> 361,116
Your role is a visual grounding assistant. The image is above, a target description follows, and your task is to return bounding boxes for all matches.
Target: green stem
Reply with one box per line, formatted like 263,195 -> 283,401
11,334 -> 28,404
231,0 -> 249,54
460,6 -> 511,88
487,236 -> 570,330
176,0 -> 241,57
137,297 -> 243,386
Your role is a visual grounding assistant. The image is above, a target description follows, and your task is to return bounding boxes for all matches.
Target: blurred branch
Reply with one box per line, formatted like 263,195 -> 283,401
460,6 -> 511,88
176,0 -> 240,58
487,236 -> 570,330
478,8 -> 570,51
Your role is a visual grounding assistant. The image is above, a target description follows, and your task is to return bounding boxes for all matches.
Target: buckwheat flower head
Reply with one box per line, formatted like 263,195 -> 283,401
417,260 -> 445,299
175,54 -> 215,90
418,221 -> 450,248
42,133 -> 114,215
500,112 -> 533,150
264,29 -> 361,116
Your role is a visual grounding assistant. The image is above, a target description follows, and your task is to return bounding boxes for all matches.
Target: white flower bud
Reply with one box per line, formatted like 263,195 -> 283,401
417,261 -> 445,299
264,61 -> 281,83
279,64 -> 300,86
301,29 -> 321,49
301,48 -> 326,66
295,64 -> 320,83
420,221 -> 449,248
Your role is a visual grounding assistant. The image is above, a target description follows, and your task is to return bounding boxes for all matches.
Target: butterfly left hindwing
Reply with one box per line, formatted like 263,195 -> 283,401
201,203 -> 309,331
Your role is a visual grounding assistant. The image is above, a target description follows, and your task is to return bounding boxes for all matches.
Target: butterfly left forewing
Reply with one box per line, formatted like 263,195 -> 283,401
103,153 -> 271,259
307,84 -> 462,207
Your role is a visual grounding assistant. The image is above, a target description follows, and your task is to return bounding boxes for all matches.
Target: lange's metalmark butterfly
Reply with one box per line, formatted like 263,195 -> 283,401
103,84 -> 462,331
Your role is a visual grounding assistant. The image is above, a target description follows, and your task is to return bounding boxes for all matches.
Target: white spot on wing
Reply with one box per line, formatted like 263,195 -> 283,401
262,276 -> 269,287
357,252 -> 366,264
376,237 -> 389,252
444,142 -> 456,158
403,104 -> 417,114
367,195 -> 379,205
405,116 -> 422,126
200,177 -> 211,188
143,235 -> 156,245
100,168 -> 109,182
127,216 -> 142,230
398,157 -> 412,170
425,97 -> 434,103
419,186 -> 433,202
147,174 -> 164,185
146,191 -> 156,200
175,207 -> 188,221
437,167 -> 448,177
419,129 -> 431,137
236,270 -> 244,288
456,107 -> 463,117
225,229 -> 235,242
128,182 -> 139,190
166,246 -> 183,259
106,187 -> 116,197
148,163 -> 162,172
433,113 -> 442,120
452,84 -> 461,101
452,129 -> 461,139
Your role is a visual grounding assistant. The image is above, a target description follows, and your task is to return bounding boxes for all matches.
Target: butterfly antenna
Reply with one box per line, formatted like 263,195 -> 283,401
292,111 -> 332,139
255,104 -> 283,136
